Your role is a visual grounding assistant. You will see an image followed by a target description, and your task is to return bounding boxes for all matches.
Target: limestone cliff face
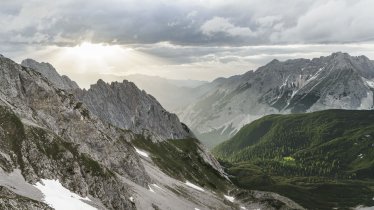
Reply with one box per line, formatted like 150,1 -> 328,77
76,79 -> 194,141
0,56 -> 147,209
181,52 -> 374,147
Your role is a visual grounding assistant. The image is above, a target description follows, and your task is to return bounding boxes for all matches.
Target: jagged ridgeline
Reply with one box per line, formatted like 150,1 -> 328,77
213,109 -> 374,209
181,52 -> 374,149
0,55 -> 302,209
0,55 -> 231,209
0,55 -> 154,209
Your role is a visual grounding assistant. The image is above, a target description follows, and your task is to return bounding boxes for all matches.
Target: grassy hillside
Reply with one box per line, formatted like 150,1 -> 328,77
132,136 -> 232,193
213,109 -> 374,209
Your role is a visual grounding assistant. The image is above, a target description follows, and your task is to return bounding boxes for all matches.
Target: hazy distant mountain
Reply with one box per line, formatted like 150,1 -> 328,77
181,52 -> 374,148
125,74 -> 208,88
123,74 -> 208,112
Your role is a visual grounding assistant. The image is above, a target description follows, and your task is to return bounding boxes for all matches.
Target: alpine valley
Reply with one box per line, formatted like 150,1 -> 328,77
0,54 -> 302,210
125,52 -> 374,209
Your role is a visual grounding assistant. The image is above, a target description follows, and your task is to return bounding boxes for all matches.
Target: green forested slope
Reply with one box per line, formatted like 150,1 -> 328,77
213,109 -> 374,209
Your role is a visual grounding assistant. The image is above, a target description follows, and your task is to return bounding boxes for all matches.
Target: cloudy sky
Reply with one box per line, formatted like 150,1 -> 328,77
1,0 -> 374,88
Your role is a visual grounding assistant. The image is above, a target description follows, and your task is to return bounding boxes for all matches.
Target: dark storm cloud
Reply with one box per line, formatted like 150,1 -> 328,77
2,0 -> 374,47
2,0 -> 374,86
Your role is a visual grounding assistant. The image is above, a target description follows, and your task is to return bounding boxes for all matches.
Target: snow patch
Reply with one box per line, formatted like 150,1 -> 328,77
151,184 -> 162,190
304,67 -> 324,86
224,195 -> 235,202
240,207 -> 248,210
185,181 -> 205,192
129,196 -> 134,202
359,91 -> 373,110
280,75 -> 291,89
134,147 -> 149,158
363,77 -> 374,89
354,205 -> 374,210
220,123 -> 234,135
194,208 -> 200,210
148,185 -> 155,193
300,67 -> 328,98
34,179 -> 96,210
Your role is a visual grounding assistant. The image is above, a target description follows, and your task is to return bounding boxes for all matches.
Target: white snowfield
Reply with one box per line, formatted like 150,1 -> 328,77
224,195 -> 235,202
134,147 -> 149,158
34,179 -> 97,210
185,181 -> 205,192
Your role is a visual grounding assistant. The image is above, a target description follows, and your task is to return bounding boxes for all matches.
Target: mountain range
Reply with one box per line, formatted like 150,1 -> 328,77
0,54 -> 301,209
1,51 -> 373,209
179,52 -> 374,148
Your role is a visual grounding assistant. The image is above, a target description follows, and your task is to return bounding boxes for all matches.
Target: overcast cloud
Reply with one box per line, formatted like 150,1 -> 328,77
1,0 -> 374,87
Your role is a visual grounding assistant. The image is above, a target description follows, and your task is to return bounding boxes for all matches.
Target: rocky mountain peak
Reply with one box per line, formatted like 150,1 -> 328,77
95,78 -> 107,86
19,59 -> 194,141
328,52 -> 354,67
269,58 -> 280,64
181,52 -> 374,148
22,58 -> 54,69
325,52 -> 374,78
21,59 -> 79,90
77,79 -> 194,141
331,51 -> 350,58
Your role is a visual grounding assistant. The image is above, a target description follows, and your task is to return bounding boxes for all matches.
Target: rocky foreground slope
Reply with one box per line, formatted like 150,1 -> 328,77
180,52 -> 374,148
0,55 -> 302,209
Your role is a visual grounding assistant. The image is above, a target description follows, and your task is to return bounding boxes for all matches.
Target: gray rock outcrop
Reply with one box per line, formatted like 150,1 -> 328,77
75,79 -> 194,141
0,56 -> 147,209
